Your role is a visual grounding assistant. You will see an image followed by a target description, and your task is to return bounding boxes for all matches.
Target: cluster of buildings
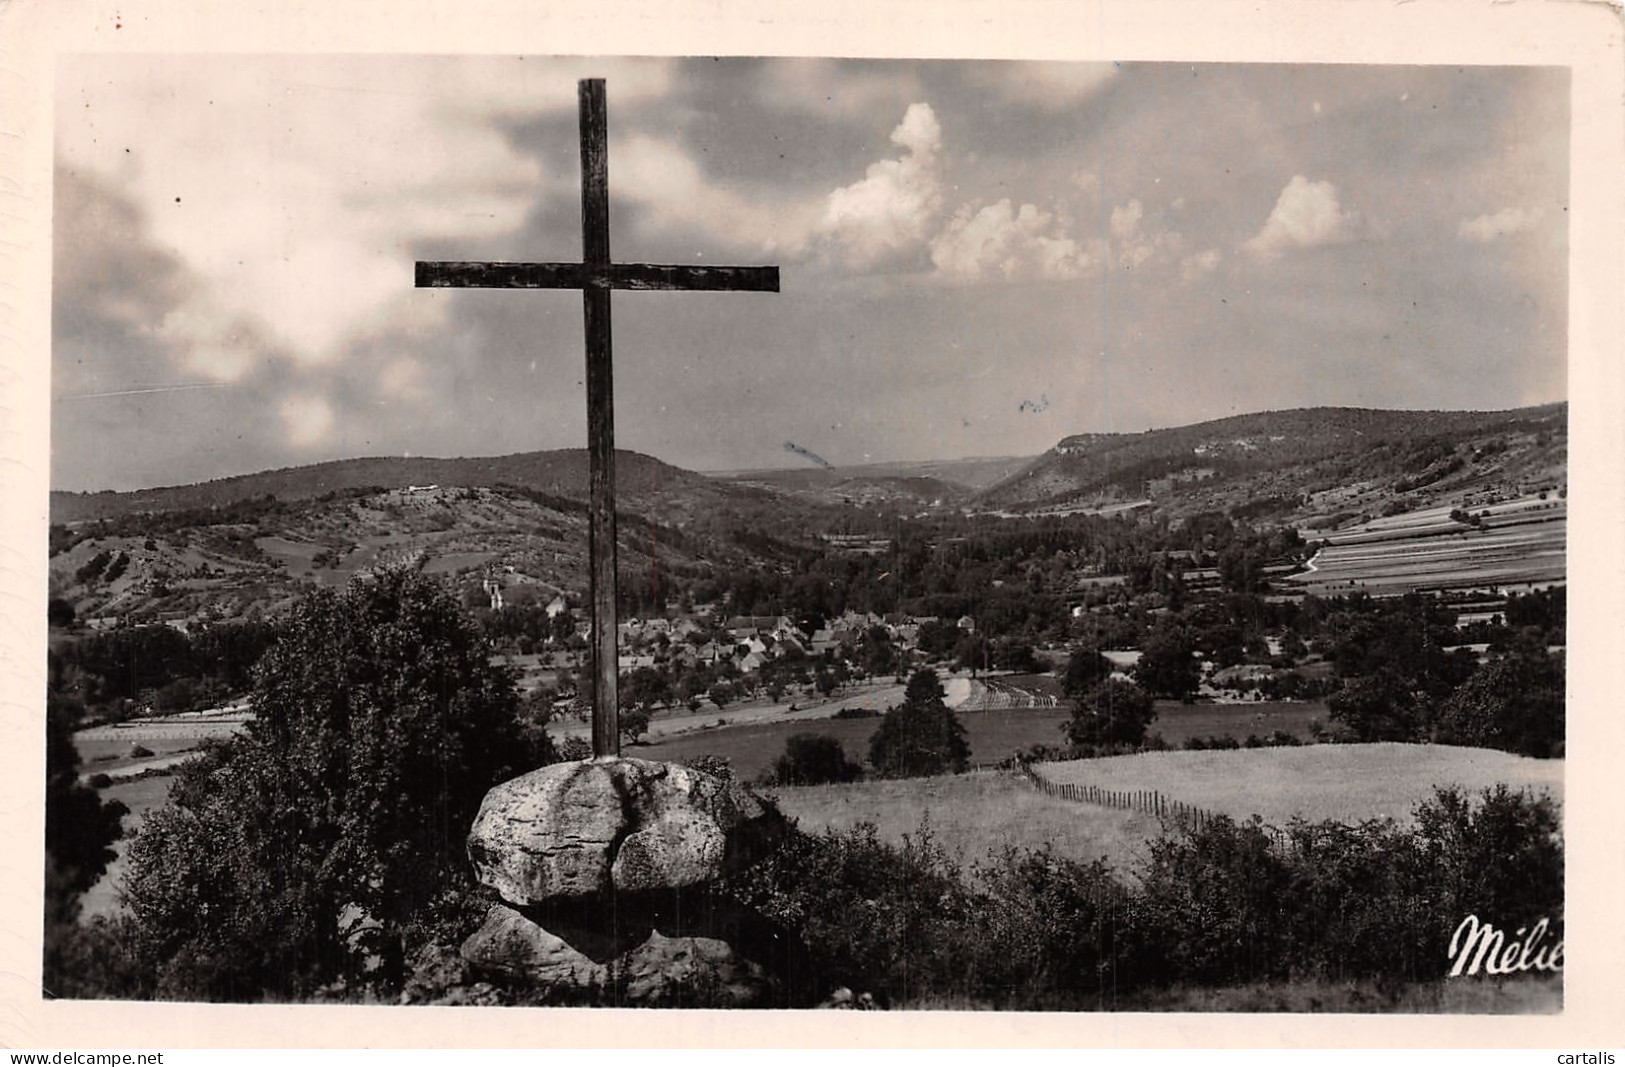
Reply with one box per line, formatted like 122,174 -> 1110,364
581,607 -> 976,677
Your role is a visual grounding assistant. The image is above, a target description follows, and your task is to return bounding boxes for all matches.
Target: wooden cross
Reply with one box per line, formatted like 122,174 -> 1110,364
417,78 -> 779,760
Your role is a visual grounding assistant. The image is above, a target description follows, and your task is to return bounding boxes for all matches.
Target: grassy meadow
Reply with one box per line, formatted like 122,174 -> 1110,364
1034,742 -> 1563,826
769,770 -> 1165,872
636,703 -> 1073,780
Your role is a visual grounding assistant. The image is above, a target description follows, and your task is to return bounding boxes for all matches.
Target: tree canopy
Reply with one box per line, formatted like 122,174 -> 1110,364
868,669 -> 970,778
1065,679 -> 1157,748
122,568 -> 549,1000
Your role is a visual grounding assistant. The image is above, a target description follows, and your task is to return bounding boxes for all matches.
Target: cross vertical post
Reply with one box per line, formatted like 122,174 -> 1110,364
415,78 -> 779,763
578,79 -> 620,758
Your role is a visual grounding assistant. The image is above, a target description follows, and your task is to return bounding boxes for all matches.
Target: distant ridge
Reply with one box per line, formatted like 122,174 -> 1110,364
978,403 -> 1567,511
50,449 -> 728,525
52,402 -> 1568,525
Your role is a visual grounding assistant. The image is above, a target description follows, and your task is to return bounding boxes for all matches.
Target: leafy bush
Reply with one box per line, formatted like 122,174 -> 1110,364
725,785 -> 1563,1009
119,567 -> 547,1002
726,821 -> 975,1006
683,754 -> 734,783
766,734 -> 862,786
970,847 -> 1133,1008
554,736 -> 592,762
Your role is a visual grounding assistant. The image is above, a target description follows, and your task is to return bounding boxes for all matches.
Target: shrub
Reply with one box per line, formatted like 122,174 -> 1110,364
724,786 -> 1563,1008
683,754 -> 734,783
725,821 -> 975,1006
766,734 -> 862,786
969,847 -> 1132,1008
1130,814 -> 1295,987
554,736 -> 592,762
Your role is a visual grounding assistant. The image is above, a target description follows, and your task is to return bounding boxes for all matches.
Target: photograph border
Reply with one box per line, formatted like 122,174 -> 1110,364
3,0 -> 1622,1049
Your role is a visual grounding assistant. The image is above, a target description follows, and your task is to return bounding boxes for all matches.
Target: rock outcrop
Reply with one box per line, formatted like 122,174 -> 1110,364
457,757 -> 806,1008
468,758 -> 782,905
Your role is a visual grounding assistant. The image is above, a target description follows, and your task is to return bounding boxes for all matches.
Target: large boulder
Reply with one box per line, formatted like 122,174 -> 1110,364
460,905 -> 773,1007
460,903 -> 609,990
620,931 -> 771,1008
467,757 -> 783,905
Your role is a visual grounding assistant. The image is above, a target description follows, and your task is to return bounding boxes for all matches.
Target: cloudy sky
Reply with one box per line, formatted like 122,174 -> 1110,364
53,56 -> 1568,492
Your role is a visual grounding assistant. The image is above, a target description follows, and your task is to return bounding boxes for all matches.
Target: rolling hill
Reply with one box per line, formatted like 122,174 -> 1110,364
976,403 -> 1566,520
50,448 -> 756,526
48,403 -> 1567,624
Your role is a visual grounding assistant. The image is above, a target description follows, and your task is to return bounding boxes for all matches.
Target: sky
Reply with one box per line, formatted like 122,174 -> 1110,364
52,56 -> 1569,492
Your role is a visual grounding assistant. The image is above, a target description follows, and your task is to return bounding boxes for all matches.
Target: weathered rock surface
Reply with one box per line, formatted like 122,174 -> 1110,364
620,931 -> 772,1008
467,757 -> 782,904
459,905 -> 773,1007
460,903 -> 610,989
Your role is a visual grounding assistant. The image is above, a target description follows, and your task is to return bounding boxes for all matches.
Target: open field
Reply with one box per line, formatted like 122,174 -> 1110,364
1035,743 -> 1563,826
769,770 -> 1164,872
635,697 -> 1330,778
1149,700 -> 1327,745
552,680 -> 911,745
75,733 -> 209,775
1288,496 -> 1565,596
636,703 -> 1072,781
81,774 -> 177,921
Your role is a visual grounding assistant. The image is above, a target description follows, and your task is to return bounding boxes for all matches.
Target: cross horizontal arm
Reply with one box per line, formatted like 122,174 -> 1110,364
610,263 -> 780,292
416,261 -> 779,293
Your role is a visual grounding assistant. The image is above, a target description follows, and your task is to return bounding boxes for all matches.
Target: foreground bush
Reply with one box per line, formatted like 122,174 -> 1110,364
120,568 -> 553,1001
726,784 -> 1563,1009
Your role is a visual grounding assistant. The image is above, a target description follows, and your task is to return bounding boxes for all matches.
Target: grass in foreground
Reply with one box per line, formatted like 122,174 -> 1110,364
768,769 -> 1164,871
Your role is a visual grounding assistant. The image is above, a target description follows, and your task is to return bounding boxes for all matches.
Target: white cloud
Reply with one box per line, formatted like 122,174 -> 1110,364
57,56 -> 680,374
609,134 -> 818,256
930,199 -> 1103,282
154,299 -> 263,382
1242,176 -> 1356,260
1180,248 -> 1222,282
280,393 -> 335,447
1109,198 -> 1182,271
1110,199 -> 1145,242
379,357 -> 427,403
1458,206 -> 1545,243
814,103 -> 945,269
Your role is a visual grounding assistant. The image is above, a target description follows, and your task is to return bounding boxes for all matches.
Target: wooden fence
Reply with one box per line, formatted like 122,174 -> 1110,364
1012,760 -> 1288,846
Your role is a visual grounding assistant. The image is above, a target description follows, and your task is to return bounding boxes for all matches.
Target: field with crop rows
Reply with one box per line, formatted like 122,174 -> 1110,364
1288,496 -> 1564,596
